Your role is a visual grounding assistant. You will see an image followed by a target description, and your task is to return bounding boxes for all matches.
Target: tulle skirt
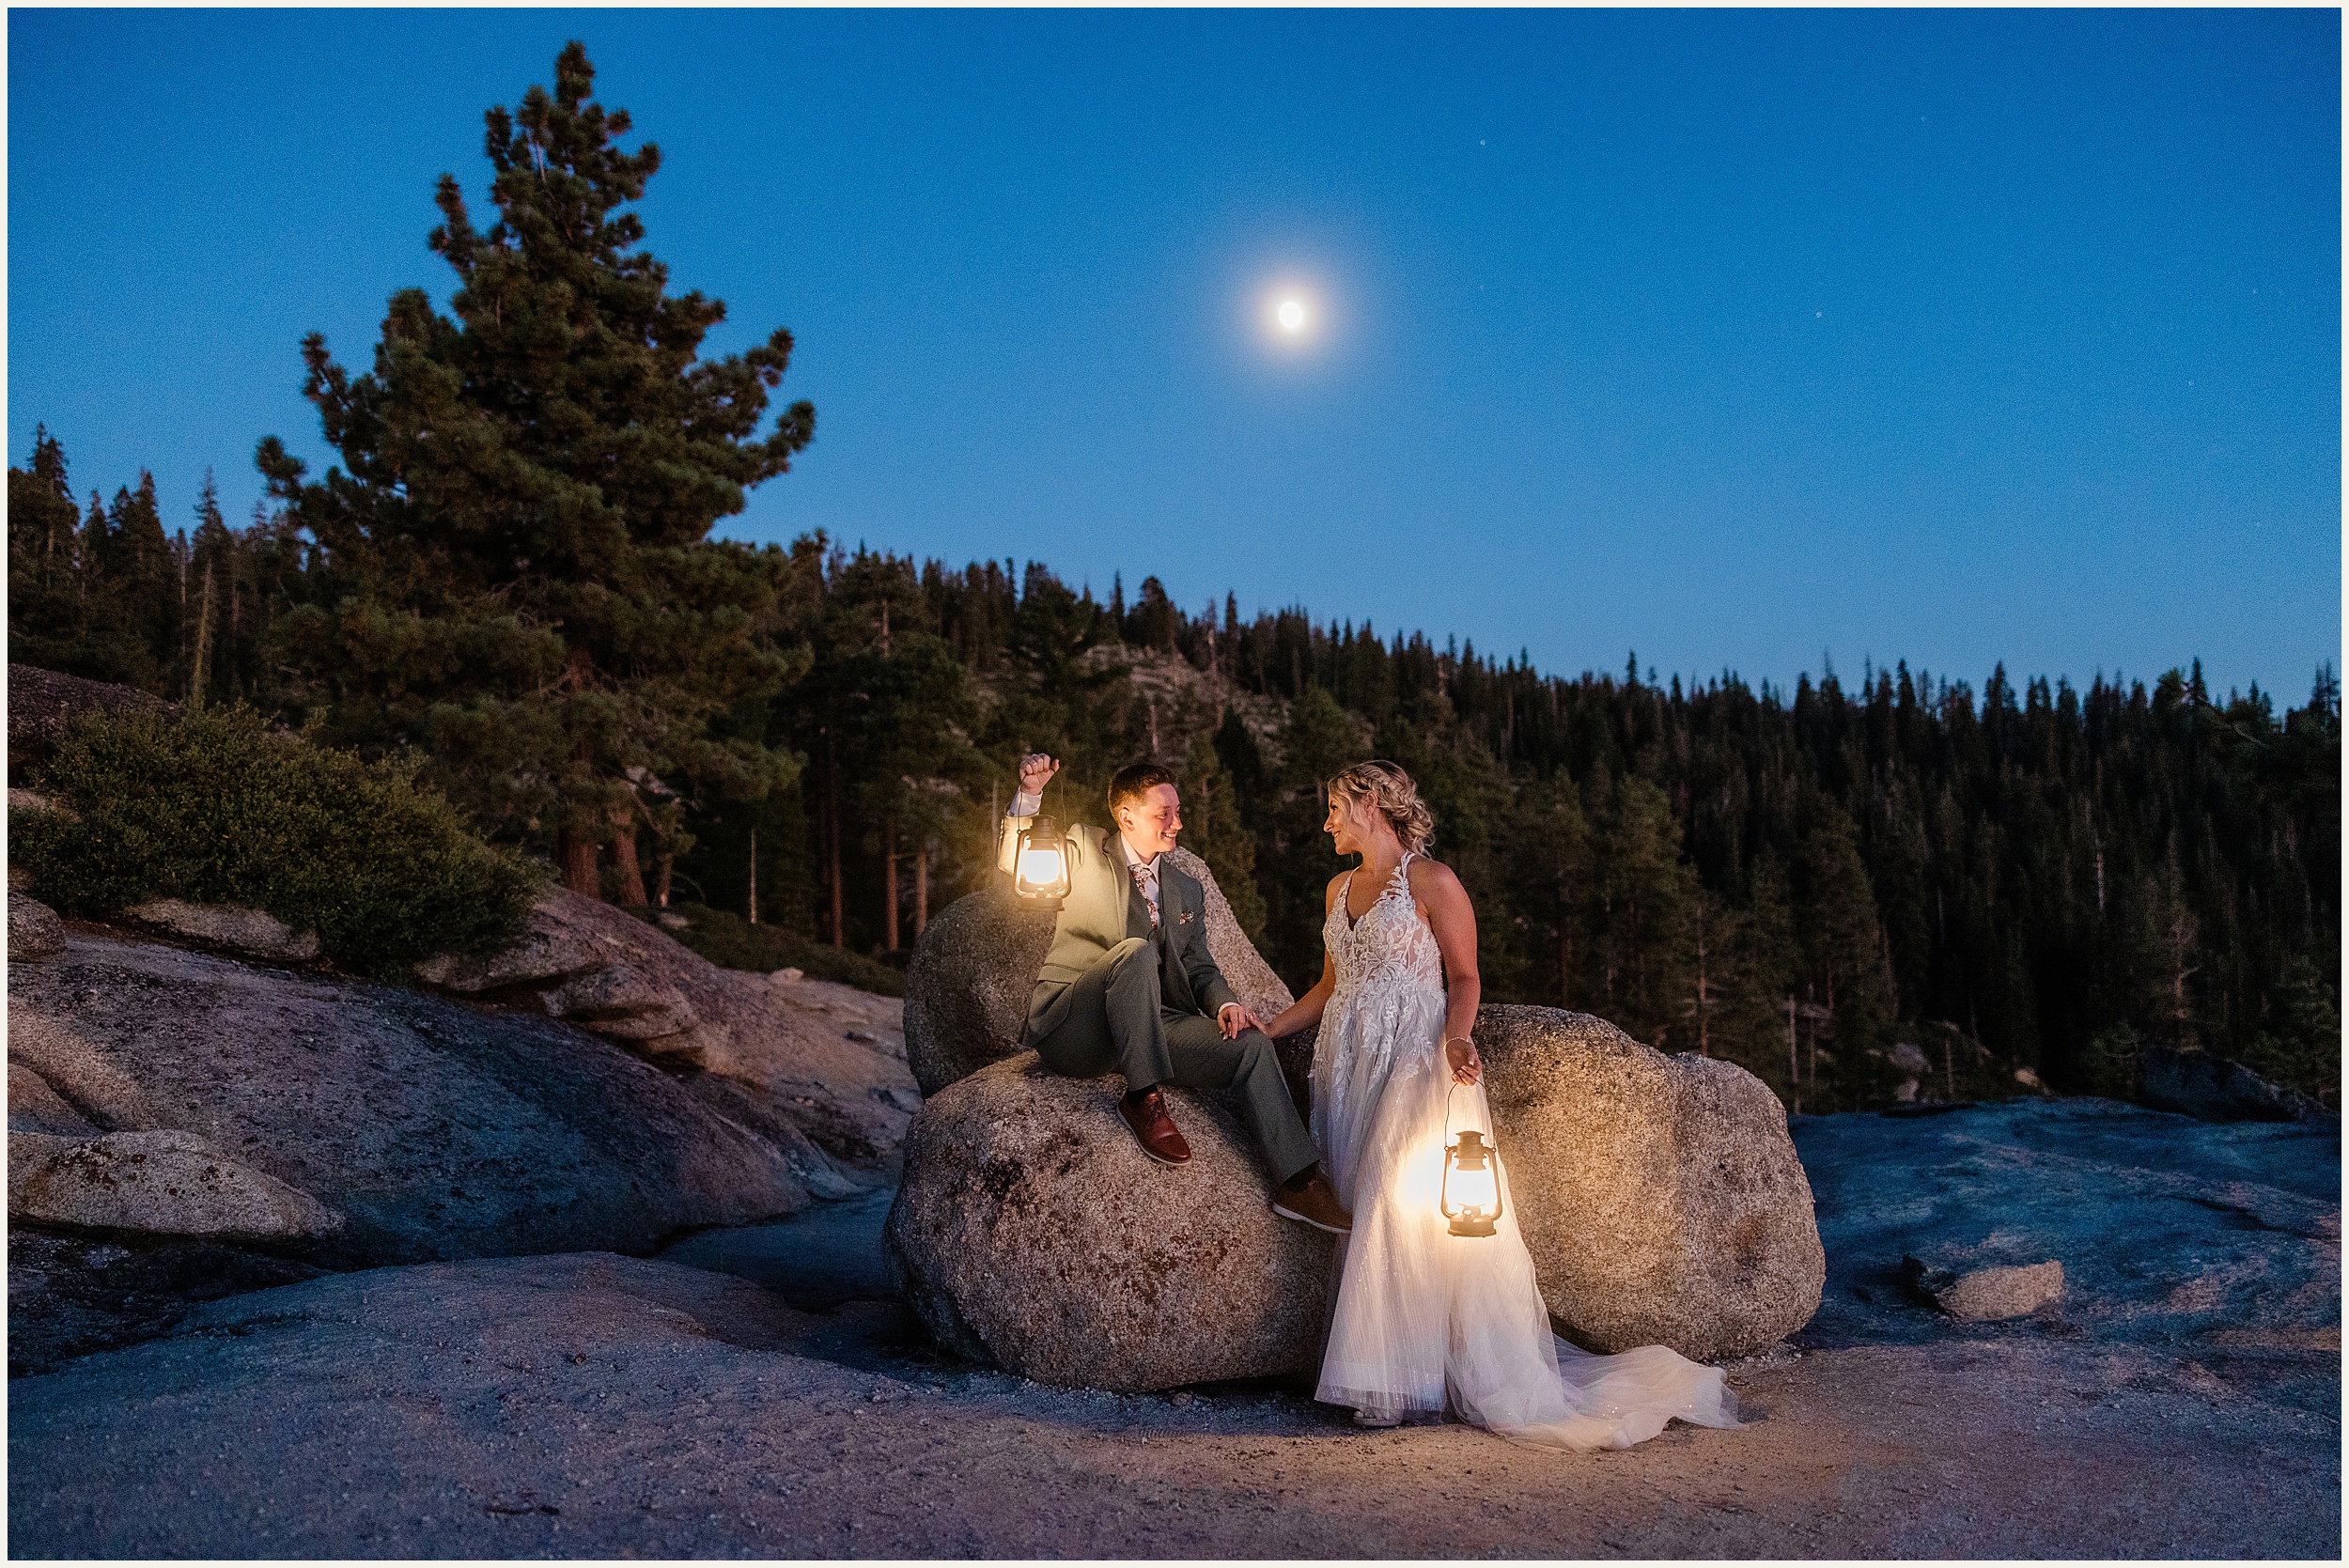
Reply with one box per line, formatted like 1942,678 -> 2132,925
1312,979 -> 1743,1452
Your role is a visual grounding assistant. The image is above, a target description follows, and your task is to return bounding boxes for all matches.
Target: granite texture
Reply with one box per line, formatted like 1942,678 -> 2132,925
1924,1260 -> 2066,1321
8,927 -> 822,1268
420,887 -> 915,1166
900,887 -> 1056,1096
10,1129 -> 345,1242
124,898 -> 320,961
9,889 -> 65,961
885,1051 -> 1336,1391
1473,1004 -> 1826,1361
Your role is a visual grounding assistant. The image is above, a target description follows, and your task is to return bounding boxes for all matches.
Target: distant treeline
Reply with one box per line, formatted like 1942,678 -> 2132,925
11,43 -> 2335,1115
10,429 -> 2338,1111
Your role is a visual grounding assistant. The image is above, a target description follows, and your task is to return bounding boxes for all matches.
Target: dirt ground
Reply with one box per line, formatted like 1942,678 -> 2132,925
8,1184 -> 2339,1560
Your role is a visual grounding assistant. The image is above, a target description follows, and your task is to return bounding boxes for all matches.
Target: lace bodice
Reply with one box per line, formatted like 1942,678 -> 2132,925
1314,849 -> 1449,1210
1310,848 -> 1743,1452
1324,853 -> 1444,1000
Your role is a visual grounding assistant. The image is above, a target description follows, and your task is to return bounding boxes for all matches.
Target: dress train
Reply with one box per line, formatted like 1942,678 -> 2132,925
1311,854 -> 1743,1452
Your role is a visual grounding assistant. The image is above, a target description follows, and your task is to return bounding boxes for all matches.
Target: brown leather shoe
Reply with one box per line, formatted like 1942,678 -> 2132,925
1271,1169 -> 1353,1234
1119,1088 -> 1190,1165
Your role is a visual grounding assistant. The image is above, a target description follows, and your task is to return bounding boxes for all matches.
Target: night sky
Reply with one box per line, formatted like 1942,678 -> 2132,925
9,8 -> 2339,700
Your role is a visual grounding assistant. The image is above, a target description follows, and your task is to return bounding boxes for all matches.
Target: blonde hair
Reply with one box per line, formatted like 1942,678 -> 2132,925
1327,760 -> 1435,854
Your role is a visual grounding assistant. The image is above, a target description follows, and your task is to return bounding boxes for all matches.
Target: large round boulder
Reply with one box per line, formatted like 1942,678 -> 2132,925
904,848 -> 1300,1098
10,889 -> 65,961
1473,1005 -> 1824,1360
885,1052 -> 1335,1391
901,889 -> 1055,1097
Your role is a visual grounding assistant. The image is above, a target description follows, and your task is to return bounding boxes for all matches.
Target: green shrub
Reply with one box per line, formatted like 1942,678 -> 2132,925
2237,956 -> 2341,1103
14,705 -> 543,979
2077,1022 -> 2145,1101
641,902 -> 905,997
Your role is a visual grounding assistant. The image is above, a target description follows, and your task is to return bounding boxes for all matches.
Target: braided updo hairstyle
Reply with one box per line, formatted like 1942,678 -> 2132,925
1326,760 -> 1436,855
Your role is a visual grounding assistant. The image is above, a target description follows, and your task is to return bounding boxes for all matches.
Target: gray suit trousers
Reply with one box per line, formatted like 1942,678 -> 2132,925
1030,936 -> 1318,1185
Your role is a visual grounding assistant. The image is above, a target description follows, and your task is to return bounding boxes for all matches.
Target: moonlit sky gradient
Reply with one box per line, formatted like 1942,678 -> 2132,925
9,9 -> 2339,700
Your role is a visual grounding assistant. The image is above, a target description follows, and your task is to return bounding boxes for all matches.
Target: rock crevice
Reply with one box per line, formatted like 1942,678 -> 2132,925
8,929 -> 822,1268
416,888 -> 916,1166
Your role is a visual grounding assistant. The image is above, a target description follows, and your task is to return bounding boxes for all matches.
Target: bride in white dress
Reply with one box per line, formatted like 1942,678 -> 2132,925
1263,761 -> 1743,1450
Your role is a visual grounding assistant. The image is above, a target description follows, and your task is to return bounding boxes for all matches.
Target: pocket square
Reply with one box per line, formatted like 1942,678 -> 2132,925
1178,911 -> 1195,925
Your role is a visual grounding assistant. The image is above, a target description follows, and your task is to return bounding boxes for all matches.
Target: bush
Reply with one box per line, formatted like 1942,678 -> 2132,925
2237,956 -> 2341,1103
2077,1022 -> 2145,1101
642,902 -> 905,997
14,705 -> 543,979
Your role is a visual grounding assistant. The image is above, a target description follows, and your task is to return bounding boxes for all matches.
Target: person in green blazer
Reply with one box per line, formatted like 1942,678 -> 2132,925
998,753 -> 1351,1234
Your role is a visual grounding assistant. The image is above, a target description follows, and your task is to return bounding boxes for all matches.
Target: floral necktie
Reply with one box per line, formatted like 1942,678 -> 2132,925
1131,863 -> 1159,928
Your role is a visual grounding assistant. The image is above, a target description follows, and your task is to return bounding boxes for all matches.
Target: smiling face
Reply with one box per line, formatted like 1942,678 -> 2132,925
1115,782 -> 1183,860
1323,786 -> 1387,860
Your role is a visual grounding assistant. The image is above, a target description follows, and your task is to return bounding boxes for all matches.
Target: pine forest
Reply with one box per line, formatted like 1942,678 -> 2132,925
9,44 -> 2337,1116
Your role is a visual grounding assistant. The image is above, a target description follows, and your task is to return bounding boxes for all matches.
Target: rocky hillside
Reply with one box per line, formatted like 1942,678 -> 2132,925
8,883 -> 914,1373
5,665 -> 2333,1558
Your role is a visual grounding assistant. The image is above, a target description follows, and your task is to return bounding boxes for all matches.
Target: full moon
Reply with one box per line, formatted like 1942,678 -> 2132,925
1277,299 -> 1306,333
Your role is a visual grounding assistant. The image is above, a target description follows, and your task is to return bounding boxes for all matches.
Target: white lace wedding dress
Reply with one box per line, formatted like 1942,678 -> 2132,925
1311,853 -> 1744,1450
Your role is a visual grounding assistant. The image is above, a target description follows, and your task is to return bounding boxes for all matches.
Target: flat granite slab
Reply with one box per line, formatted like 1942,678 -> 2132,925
8,1098 -> 2337,1558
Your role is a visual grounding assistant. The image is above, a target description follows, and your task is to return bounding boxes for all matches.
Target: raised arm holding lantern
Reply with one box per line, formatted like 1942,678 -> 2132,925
997,753 -> 1351,1234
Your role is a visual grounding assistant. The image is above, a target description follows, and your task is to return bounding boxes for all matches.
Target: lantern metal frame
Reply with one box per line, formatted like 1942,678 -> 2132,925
1009,772 -> 1072,911
1439,1084 -> 1503,1238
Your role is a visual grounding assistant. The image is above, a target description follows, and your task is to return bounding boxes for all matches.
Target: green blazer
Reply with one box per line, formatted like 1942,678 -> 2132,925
997,815 -> 1241,1035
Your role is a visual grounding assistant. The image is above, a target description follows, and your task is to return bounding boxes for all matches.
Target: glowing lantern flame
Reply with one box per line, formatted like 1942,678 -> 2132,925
1440,1128 -> 1501,1238
1013,815 -> 1071,910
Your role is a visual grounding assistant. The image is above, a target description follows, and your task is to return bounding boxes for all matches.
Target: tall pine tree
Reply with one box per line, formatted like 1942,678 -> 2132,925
254,43 -> 815,898
1589,776 -> 1693,1048
1181,729 -> 1268,940
7,428 -> 94,676
1794,803 -> 1895,1105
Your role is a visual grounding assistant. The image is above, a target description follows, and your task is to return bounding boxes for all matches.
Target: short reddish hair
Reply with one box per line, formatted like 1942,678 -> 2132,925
1108,762 -> 1177,816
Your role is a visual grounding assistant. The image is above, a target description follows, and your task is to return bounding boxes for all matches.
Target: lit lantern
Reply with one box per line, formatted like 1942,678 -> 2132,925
1440,1129 -> 1502,1237
1012,814 -> 1072,911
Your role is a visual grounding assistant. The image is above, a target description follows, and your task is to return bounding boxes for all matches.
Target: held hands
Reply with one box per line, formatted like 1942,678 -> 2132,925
1444,1035 -> 1483,1086
1019,753 -> 1062,797
1219,1003 -> 1266,1041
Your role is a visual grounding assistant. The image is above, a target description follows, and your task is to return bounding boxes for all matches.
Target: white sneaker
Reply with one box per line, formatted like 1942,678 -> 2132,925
1353,1409 -> 1402,1428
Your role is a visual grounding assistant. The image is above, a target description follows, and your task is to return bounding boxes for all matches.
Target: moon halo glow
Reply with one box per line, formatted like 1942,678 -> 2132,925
1259,282 -> 1324,350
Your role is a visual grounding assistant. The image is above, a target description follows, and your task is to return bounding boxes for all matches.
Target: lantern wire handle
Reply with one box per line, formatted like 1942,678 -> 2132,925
1442,1079 -> 1491,1147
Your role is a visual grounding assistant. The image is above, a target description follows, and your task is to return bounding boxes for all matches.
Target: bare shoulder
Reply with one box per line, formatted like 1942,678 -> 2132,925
1323,868 -> 1350,908
1406,855 -> 1467,902
1408,857 -> 1475,954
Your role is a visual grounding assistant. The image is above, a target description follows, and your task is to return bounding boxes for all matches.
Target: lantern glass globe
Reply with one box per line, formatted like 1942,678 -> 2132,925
1012,815 -> 1072,908
1441,1129 -> 1502,1236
